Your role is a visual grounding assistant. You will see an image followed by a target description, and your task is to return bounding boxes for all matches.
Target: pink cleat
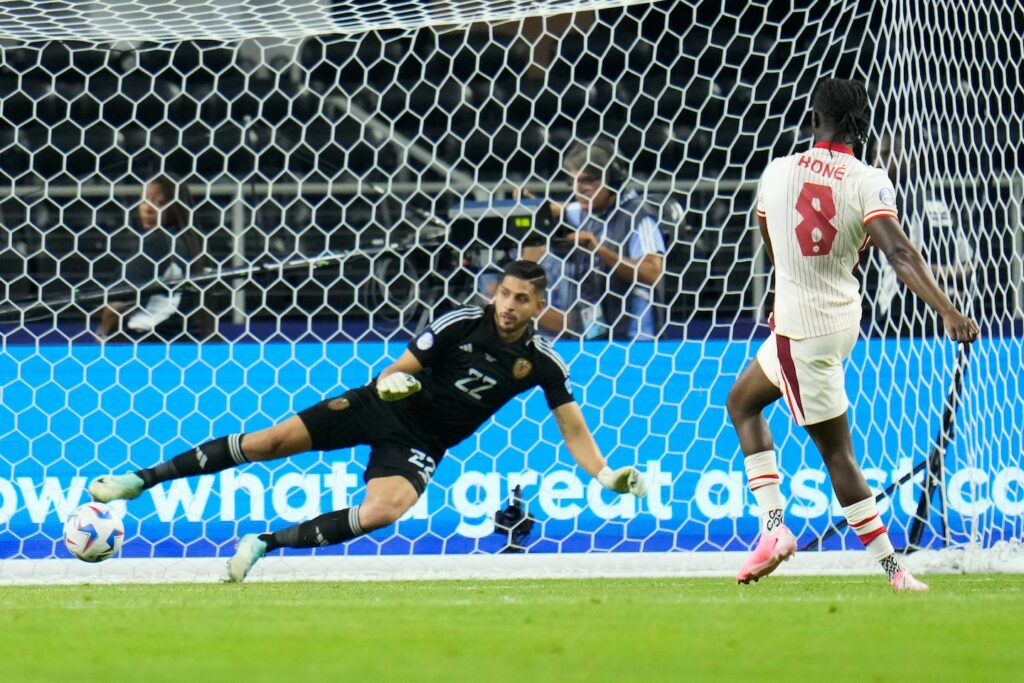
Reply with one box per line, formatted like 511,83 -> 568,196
736,525 -> 797,584
891,570 -> 930,592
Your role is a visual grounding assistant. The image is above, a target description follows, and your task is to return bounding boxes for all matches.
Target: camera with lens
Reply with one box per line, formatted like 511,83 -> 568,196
447,197 -> 557,252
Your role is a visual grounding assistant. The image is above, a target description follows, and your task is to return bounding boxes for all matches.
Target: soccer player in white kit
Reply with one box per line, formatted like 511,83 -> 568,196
727,78 -> 979,591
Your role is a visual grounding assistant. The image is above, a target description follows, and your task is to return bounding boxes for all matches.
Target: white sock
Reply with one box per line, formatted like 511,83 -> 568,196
842,497 -> 902,579
745,450 -> 785,533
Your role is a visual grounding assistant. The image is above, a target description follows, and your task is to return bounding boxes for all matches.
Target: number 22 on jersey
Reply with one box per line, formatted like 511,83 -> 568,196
794,182 -> 838,256
454,368 -> 497,400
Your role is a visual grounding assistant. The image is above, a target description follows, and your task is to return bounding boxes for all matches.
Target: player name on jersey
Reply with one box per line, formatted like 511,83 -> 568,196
796,154 -> 847,180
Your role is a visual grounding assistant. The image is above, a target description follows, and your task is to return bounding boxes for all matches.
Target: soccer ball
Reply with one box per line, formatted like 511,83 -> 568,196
63,502 -> 125,563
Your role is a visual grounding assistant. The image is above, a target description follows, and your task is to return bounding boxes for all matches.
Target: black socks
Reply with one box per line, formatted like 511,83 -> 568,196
136,434 -> 247,488
260,506 -> 365,552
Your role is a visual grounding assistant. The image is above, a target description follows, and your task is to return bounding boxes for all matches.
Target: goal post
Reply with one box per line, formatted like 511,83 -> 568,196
0,0 -> 1022,583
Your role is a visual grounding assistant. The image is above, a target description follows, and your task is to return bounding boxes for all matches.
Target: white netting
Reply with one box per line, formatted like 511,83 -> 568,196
0,0 -> 1021,581
0,0 -> 656,42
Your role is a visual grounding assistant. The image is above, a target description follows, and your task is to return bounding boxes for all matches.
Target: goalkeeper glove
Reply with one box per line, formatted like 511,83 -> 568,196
597,466 -> 648,497
376,372 -> 422,401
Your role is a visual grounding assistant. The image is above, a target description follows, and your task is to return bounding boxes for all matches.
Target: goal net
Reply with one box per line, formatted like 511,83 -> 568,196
1,0 -> 1021,582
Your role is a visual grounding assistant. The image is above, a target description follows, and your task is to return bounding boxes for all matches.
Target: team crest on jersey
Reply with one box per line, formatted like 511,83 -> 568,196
513,358 -> 532,379
328,397 -> 350,411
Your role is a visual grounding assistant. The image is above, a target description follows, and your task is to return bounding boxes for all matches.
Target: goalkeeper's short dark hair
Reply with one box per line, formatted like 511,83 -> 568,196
812,77 -> 870,146
503,259 -> 548,296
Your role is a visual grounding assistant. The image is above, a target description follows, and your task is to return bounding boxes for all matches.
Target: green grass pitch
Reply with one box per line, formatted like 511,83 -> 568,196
2,575 -> 1021,682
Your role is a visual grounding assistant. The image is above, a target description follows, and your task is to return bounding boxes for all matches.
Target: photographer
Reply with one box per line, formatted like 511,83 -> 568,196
522,139 -> 666,340
94,175 -> 215,343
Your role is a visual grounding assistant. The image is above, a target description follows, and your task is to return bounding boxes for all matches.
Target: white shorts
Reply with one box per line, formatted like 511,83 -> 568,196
755,326 -> 858,426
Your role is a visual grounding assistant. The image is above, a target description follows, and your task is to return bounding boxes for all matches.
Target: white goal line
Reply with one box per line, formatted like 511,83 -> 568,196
2,547 -> 1021,585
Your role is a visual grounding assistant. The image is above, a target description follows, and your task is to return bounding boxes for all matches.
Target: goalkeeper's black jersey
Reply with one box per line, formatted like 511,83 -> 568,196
396,305 -> 575,452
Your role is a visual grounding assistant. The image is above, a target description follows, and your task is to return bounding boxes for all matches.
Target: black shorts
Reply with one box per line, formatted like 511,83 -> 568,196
296,385 -> 441,495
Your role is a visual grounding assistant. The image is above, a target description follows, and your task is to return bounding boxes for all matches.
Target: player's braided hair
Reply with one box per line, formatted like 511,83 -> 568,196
504,259 -> 548,296
812,78 -> 870,146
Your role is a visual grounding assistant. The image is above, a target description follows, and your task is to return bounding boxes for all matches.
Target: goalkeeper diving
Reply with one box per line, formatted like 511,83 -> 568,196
89,260 -> 648,581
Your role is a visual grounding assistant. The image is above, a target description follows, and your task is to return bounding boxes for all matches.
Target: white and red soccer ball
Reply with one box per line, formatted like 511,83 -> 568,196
63,502 -> 124,563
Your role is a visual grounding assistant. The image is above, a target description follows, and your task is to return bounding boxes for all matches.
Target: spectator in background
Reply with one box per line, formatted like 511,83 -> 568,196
94,175 -> 214,342
868,132 -> 976,336
522,138 -> 666,340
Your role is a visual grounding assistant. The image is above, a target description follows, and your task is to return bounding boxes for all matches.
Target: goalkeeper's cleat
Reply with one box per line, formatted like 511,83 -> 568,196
891,569 -> 930,592
227,534 -> 267,583
88,473 -> 145,502
736,525 -> 797,584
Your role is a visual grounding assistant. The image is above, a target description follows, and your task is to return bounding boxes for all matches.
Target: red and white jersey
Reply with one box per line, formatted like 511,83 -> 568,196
756,141 -> 899,339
